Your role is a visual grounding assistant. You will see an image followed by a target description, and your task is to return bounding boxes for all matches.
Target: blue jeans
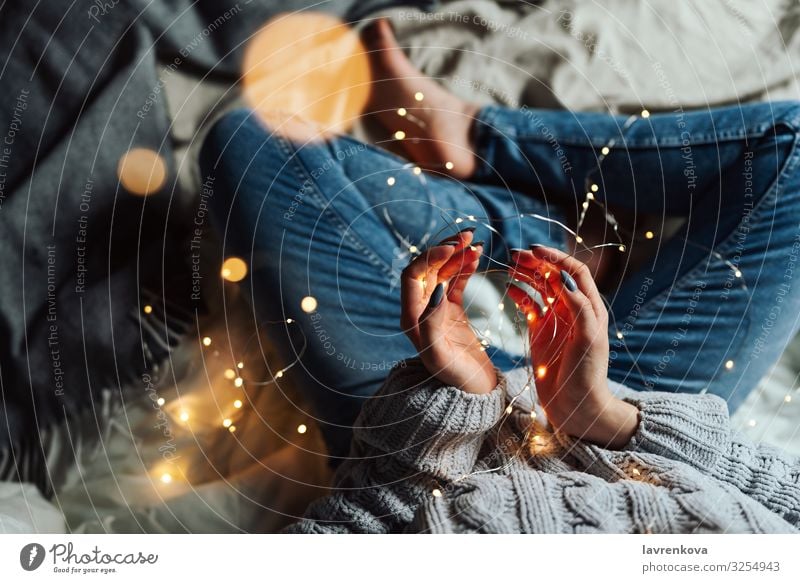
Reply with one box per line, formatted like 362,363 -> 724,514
200,102 -> 800,460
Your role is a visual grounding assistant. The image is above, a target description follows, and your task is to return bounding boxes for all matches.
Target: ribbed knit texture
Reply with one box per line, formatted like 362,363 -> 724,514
285,360 -> 800,533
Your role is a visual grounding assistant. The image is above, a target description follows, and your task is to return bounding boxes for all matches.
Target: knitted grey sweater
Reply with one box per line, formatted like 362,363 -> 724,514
286,360 -> 800,533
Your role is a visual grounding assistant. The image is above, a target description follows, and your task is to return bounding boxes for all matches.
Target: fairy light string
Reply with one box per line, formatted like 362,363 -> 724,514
142,95 -> 756,493
381,100 -> 755,497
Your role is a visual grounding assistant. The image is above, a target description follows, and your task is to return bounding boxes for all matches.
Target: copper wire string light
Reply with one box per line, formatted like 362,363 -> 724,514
141,97 -> 755,492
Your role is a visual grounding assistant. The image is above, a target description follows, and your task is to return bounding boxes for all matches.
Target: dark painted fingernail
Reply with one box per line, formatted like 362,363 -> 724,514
428,283 -> 445,308
471,240 -> 485,248
437,241 -> 460,247
459,227 -> 477,234
529,244 -> 544,250
560,270 -> 577,292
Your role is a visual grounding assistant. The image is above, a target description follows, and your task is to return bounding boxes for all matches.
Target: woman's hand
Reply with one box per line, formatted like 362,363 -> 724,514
400,229 -> 497,394
507,245 -> 639,448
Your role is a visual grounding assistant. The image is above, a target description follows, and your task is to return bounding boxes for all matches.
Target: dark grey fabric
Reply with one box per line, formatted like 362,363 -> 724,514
0,0 -> 434,487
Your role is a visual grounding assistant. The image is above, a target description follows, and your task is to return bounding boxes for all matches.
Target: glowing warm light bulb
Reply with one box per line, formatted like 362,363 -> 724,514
202,336 -> 212,346
530,410 -> 537,420
117,148 -> 167,196
748,419 -> 756,427
586,192 -> 595,200
645,231 -> 654,240
301,295 -> 318,313
582,201 -> 590,210
160,472 -> 173,484
498,302 -> 505,311
386,176 -> 396,186
544,271 -> 552,279
234,399 -> 243,409
286,318 -> 294,324
408,245 -> 419,254
224,368 -> 236,380
575,236 -> 584,244
179,410 -> 189,422
454,217 -> 463,224
431,488 -> 442,497
228,425 -> 237,433
616,331 -> 624,340
526,312 -> 535,322
536,365 -> 547,379
725,360 -> 734,370
414,91 -> 424,101
641,109 -> 651,118
784,395 -> 792,403
394,130 -> 406,140
156,397 -> 165,406
234,377 -> 244,388
223,418 -> 233,428
221,257 -> 248,282
413,166 -> 422,175
590,184 -> 599,192
237,362 -> 244,369
143,305 -> 153,314
445,161 -> 454,170
397,107 -> 407,116
297,424 -> 308,434
546,297 -> 555,304
631,468 -> 641,476
505,405 -> 513,414
734,270 -> 742,278
618,245 -> 626,252
275,370 -> 284,378
601,146 -> 610,155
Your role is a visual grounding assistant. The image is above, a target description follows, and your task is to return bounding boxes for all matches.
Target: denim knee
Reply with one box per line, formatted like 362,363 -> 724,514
200,109 -> 284,181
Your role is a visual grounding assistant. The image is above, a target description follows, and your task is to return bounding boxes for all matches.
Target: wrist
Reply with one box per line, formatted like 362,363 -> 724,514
592,398 -> 640,449
460,367 -> 497,395
561,394 -> 640,449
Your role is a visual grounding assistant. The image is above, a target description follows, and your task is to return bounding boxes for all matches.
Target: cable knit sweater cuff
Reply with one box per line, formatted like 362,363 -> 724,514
353,359 -> 506,480
622,391 -> 731,471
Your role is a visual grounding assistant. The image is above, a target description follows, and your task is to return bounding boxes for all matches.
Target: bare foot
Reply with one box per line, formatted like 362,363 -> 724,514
362,19 -> 479,179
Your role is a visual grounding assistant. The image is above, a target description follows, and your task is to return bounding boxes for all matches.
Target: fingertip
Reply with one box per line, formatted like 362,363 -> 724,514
466,241 -> 485,257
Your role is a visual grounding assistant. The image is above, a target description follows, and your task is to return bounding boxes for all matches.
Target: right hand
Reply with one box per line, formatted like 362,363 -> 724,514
507,245 -> 639,449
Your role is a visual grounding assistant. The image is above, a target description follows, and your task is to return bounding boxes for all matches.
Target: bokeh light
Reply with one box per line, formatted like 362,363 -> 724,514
301,296 -> 318,313
221,257 -> 248,282
116,148 -> 167,196
242,12 -> 371,142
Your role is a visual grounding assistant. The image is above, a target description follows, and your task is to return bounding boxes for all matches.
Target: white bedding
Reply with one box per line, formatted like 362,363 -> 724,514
4,0 -> 800,533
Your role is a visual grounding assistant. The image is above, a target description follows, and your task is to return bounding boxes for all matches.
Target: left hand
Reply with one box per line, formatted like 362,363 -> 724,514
400,230 -> 497,394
